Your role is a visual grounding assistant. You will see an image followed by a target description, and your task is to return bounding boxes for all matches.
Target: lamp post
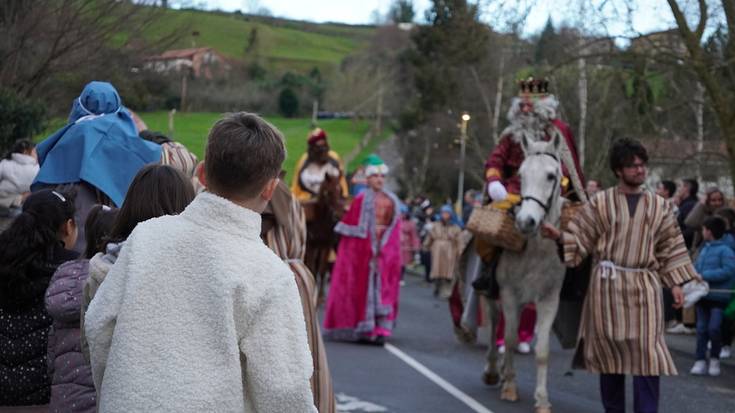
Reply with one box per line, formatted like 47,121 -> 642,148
457,112 -> 470,216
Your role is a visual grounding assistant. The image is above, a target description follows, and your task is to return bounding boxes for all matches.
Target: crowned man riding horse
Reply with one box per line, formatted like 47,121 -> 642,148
467,78 -> 588,413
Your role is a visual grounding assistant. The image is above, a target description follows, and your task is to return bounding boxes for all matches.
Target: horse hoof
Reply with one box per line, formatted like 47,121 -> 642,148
482,371 -> 500,386
535,407 -> 552,413
454,326 -> 477,345
500,385 -> 519,402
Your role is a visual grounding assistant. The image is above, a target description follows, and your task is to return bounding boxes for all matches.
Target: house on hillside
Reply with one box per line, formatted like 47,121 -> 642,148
643,138 -> 732,195
630,30 -> 687,57
144,47 -> 232,79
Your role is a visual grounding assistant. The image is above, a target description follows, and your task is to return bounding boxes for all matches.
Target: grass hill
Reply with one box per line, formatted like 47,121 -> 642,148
36,113 -> 388,182
140,8 -> 375,76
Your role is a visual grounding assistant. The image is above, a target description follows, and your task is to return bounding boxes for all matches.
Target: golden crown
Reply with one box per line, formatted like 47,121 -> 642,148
517,77 -> 550,97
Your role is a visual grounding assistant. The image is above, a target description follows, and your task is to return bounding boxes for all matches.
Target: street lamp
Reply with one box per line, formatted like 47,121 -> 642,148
457,112 -> 471,216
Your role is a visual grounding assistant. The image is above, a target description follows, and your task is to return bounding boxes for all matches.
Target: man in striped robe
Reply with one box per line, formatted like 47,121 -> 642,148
542,138 -> 698,413
261,179 -> 336,413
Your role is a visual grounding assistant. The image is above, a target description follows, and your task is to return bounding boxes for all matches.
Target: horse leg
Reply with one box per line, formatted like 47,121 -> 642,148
500,293 -> 521,402
532,291 -> 560,413
482,296 -> 501,386
316,247 -> 329,305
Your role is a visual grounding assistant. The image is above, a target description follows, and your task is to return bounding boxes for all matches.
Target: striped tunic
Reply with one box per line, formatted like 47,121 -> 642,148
265,191 -> 336,413
562,187 -> 697,376
160,141 -> 198,178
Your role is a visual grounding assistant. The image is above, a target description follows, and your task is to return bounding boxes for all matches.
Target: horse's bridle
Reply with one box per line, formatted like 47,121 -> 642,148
520,152 -> 560,214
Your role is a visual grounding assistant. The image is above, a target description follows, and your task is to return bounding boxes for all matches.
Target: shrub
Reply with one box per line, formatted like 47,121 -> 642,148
278,87 -> 299,118
0,89 -> 46,153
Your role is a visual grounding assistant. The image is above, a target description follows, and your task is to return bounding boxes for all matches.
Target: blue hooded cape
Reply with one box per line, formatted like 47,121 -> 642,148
34,81 -> 162,206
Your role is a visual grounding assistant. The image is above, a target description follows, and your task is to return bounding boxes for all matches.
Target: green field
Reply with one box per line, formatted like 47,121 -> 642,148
138,9 -> 374,75
37,112 -> 384,182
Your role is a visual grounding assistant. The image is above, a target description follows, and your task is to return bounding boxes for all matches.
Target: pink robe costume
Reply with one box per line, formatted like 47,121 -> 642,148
323,189 -> 402,341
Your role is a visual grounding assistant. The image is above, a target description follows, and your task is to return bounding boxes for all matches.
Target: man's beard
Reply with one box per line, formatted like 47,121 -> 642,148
621,173 -> 645,187
308,146 -> 329,164
509,115 -> 547,143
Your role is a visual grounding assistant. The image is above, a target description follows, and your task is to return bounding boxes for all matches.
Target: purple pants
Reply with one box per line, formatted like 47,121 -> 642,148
600,374 -> 659,413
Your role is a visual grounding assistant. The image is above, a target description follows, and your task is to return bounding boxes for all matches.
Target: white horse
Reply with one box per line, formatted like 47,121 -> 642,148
481,134 -> 567,413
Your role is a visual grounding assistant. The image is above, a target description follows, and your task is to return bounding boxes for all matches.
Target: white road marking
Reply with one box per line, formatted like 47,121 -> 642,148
336,393 -> 388,412
384,343 -> 495,413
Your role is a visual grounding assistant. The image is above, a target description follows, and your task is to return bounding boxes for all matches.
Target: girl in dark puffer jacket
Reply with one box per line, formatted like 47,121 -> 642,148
0,189 -> 78,408
45,205 -> 117,413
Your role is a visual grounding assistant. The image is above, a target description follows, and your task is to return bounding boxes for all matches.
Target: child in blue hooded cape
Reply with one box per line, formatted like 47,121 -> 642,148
33,81 -> 161,252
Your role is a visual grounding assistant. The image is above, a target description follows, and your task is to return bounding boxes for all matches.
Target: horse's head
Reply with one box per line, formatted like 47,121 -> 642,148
318,173 -> 342,206
516,133 -> 562,235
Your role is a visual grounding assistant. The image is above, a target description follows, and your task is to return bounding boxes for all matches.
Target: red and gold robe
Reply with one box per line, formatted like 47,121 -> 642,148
484,119 -> 584,198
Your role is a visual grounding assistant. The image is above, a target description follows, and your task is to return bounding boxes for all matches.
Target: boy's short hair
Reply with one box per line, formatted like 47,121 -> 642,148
703,216 -> 727,240
205,112 -> 286,200
715,207 -> 735,229
660,180 -> 676,198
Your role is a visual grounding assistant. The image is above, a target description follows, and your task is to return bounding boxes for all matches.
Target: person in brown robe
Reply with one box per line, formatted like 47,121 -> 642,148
261,179 -> 336,413
542,138 -> 698,413
423,205 -> 463,298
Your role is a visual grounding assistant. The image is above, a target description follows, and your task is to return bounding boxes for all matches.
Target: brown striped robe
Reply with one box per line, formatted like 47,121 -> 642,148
562,187 -> 697,376
265,182 -> 336,413
424,222 -> 463,280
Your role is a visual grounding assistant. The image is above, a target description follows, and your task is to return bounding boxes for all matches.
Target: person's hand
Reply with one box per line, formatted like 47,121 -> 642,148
540,223 -> 561,241
671,285 -> 684,309
488,181 -> 508,201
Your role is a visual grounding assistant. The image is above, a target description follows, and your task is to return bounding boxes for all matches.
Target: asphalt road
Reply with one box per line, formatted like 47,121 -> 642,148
322,273 -> 735,413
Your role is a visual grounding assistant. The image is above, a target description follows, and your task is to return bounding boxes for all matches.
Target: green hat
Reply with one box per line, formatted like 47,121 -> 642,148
363,154 -> 389,176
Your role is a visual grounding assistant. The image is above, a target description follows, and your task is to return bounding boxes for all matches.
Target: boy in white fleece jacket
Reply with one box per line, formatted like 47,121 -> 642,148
84,113 -> 317,412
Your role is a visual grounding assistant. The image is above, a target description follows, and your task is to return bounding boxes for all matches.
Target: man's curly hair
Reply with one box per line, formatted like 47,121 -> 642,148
609,138 -> 649,176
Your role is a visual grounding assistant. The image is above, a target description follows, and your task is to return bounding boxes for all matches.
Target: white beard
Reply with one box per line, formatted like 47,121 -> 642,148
502,95 -> 559,144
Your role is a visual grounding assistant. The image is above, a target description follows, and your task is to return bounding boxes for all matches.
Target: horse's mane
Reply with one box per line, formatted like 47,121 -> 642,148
523,139 -> 558,158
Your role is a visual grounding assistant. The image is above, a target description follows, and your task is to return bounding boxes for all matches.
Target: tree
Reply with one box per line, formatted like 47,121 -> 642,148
278,88 -> 299,118
408,0 -> 489,116
0,89 -> 46,154
245,27 -> 259,54
0,1 -> 180,100
534,17 -> 557,65
396,0 -> 495,198
664,0 -> 735,189
389,0 -> 415,23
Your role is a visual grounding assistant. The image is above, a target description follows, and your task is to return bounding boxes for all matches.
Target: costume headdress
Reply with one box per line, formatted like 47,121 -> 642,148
307,128 -> 328,146
363,154 -> 389,177
517,76 -> 550,99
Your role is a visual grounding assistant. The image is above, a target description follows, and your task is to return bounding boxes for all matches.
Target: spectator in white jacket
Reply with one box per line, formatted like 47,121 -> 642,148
84,112 -> 317,413
0,139 -> 39,211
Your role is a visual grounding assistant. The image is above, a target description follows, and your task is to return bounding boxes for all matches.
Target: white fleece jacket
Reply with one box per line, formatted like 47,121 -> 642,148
84,192 -> 317,413
0,153 -> 39,207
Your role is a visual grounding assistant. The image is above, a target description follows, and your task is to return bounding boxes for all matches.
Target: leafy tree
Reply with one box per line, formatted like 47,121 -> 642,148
245,27 -> 259,54
405,0 -> 489,121
278,88 -> 299,118
389,0 -> 415,23
0,89 -> 46,154
534,18 -> 557,65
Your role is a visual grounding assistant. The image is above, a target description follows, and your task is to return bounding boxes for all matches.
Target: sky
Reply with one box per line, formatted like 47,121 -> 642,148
202,0 -> 675,38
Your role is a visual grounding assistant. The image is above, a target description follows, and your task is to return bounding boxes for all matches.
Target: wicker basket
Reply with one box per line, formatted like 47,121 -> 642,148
560,202 -> 584,231
466,205 -> 526,252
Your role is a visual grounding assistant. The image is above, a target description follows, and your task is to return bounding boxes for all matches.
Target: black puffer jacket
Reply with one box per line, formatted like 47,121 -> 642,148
0,245 -> 78,406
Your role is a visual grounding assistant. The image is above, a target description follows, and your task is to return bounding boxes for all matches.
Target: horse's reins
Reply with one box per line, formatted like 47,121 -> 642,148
520,152 -> 560,214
